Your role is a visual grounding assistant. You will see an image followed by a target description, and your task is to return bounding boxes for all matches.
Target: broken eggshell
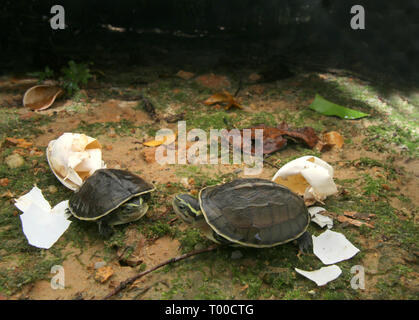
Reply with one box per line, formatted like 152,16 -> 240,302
308,206 -> 333,229
272,156 -> 338,203
47,133 -> 106,191
312,230 -> 360,265
295,265 -> 342,286
15,186 -> 71,249
23,85 -> 64,111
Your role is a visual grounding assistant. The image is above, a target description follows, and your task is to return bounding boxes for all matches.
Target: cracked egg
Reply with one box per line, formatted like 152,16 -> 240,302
47,133 -> 106,190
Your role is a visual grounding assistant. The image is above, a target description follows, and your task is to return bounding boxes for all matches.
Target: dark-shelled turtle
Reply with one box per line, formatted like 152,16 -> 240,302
68,169 -> 155,237
172,178 -> 312,252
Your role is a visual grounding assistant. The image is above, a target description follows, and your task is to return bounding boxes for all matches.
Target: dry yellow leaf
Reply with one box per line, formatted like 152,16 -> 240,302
143,139 -> 165,147
143,132 -> 177,147
5,137 -> 33,149
95,266 -> 114,283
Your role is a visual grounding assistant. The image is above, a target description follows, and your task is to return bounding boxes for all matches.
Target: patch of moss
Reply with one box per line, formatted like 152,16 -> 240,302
0,110 -> 53,140
0,256 -> 63,296
363,125 -> 419,157
362,174 -> 389,197
177,228 -> 208,253
185,110 -> 244,131
144,220 -> 174,239
242,111 -> 277,127
194,279 -> 228,299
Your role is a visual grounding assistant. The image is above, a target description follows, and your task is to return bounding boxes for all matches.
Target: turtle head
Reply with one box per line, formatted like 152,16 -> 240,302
172,194 -> 203,224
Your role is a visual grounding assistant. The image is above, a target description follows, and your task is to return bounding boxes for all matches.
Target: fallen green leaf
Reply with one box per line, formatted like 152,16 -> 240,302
309,94 -> 369,119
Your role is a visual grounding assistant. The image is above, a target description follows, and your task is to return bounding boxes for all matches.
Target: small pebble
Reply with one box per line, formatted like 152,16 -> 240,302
180,177 -> 190,188
231,250 -> 243,260
94,261 -> 107,269
248,73 -> 261,82
5,154 -> 24,169
48,185 -> 58,194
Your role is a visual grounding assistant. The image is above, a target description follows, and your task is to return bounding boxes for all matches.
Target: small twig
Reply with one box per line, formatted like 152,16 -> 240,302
139,94 -> 158,121
234,78 -> 243,97
103,245 -> 219,299
164,112 -> 185,123
132,280 -> 169,300
263,155 -> 281,169
168,217 -> 178,225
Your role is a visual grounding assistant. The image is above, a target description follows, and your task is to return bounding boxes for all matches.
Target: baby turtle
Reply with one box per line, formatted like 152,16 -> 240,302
68,169 -> 155,237
172,178 -> 312,252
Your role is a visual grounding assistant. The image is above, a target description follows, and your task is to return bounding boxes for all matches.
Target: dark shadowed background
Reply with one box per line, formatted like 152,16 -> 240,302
1,0 -> 418,87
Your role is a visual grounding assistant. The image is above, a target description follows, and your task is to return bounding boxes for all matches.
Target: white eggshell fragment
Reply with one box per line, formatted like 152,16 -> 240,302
312,230 -> 360,265
272,156 -> 338,202
295,265 -> 342,286
15,185 -> 51,213
15,187 -> 71,249
308,206 -> 333,229
47,133 -> 106,190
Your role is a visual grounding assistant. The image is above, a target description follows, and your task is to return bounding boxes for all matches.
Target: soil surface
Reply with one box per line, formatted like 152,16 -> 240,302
0,40 -> 418,300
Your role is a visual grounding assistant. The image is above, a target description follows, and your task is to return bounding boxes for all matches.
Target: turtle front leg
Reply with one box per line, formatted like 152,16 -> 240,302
98,220 -> 114,239
297,231 -> 313,255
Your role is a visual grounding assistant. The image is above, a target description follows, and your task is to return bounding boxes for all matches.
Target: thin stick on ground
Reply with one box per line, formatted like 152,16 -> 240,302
263,155 -> 281,169
104,244 -> 219,299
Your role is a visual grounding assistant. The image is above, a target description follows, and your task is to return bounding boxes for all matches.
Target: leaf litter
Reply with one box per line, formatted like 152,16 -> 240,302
222,122 -> 319,156
204,91 -> 243,110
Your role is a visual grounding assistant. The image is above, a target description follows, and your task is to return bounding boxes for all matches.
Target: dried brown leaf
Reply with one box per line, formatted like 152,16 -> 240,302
0,178 -> 10,187
176,70 -> 195,80
220,123 -> 319,156
323,131 -> 344,149
1,190 -> 14,198
240,284 -> 249,292
337,215 -> 374,228
344,211 -> 375,221
204,91 -> 243,110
